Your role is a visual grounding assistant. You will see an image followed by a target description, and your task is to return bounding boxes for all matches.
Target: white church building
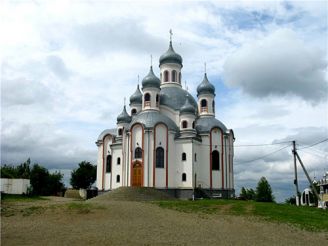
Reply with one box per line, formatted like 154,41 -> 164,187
96,38 -> 235,199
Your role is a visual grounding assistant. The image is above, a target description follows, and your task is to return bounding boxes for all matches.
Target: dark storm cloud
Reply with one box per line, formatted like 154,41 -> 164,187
1,121 -> 96,170
223,29 -> 328,104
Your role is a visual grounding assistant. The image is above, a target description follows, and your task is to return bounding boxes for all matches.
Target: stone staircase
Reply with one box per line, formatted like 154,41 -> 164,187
89,187 -> 176,202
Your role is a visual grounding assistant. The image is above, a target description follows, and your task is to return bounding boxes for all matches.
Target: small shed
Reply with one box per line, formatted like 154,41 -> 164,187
300,188 -> 316,207
0,178 -> 30,194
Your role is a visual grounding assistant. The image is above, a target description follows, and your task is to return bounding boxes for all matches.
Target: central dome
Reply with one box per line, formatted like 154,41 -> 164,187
160,87 -> 198,112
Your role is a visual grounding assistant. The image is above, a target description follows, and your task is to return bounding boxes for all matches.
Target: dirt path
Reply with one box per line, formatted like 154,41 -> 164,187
1,198 -> 327,246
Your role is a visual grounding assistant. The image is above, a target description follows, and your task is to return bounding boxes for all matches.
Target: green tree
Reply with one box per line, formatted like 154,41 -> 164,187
240,187 -> 247,199
70,161 -> 96,189
256,177 -> 275,202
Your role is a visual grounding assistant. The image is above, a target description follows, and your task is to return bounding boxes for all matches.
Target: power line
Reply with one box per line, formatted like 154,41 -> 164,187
297,148 -> 328,160
298,138 -> 328,150
234,144 -> 291,164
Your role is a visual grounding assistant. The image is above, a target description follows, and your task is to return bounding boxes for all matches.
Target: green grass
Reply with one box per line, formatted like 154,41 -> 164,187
155,199 -> 328,232
1,194 -> 48,202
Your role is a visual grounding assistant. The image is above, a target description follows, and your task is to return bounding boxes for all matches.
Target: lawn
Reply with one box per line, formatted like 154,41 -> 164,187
155,199 -> 328,232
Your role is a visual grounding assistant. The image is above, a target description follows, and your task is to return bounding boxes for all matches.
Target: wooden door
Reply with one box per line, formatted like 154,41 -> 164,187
132,162 -> 142,187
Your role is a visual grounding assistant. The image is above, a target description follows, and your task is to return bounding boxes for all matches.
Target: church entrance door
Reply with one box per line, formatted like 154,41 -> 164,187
132,161 -> 142,187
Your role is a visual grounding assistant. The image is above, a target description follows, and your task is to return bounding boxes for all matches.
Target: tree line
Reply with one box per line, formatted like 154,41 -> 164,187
240,176 -> 275,202
1,159 -> 97,196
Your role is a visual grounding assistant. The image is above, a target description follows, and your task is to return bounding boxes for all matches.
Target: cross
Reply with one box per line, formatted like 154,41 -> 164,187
150,54 -> 153,67
138,75 -> 139,84
169,29 -> 173,42
124,97 -> 126,106
204,62 -> 207,74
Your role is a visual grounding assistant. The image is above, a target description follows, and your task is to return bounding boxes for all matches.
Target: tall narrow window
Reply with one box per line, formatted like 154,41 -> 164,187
135,147 -> 142,159
182,173 -> 187,182
182,121 -> 188,129
212,150 -> 220,170
156,147 -> 164,168
182,152 -> 186,161
212,100 -> 215,113
164,70 -> 169,82
195,153 -> 197,162
106,155 -> 112,173
192,121 -> 195,129
116,175 -> 120,183
117,157 -> 121,165
156,94 -> 159,107
172,70 -> 177,82
118,128 -> 123,136
179,72 -> 181,83
201,99 -> 208,112
144,93 -> 151,107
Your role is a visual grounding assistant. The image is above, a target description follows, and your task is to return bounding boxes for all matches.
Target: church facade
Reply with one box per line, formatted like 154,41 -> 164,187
96,39 -> 235,198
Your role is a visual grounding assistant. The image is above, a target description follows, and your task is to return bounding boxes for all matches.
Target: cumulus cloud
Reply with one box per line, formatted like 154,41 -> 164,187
223,29 -> 328,103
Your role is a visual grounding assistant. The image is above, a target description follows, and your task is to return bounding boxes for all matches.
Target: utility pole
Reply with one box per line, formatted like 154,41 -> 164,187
292,141 -> 300,206
294,151 -> 321,206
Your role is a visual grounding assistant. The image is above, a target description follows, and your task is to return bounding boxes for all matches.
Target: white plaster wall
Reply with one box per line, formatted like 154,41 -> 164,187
144,130 -> 153,187
211,129 -> 223,189
111,147 -> 123,189
196,136 -> 211,188
96,135 -> 113,190
96,144 -> 104,189
175,142 -> 193,188
154,124 -> 167,188
179,114 -> 196,130
167,132 -> 176,187
142,87 -> 160,111
160,63 -> 182,85
160,106 -> 180,126
198,94 -> 214,116
0,179 -> 30,194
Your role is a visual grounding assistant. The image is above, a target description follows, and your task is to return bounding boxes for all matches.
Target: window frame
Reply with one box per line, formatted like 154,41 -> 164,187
155,147 -> 165,168
106,155 -> 112,173
212,150 -> 220,170
135,147 -> 142,159
182,152 -> 187,161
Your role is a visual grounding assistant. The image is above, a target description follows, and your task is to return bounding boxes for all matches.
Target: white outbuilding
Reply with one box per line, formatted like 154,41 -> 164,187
96,38 -> 235,199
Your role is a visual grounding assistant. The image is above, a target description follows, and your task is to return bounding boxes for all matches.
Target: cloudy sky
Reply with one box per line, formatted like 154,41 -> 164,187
1,0 -> 327,202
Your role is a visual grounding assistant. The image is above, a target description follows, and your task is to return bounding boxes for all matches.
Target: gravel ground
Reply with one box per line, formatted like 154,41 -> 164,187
1,195 -> 327,246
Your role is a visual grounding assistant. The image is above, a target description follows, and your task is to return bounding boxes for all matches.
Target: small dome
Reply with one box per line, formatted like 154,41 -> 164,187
197,73 -> 215,96
180,95 -> 195,115
142,66 -> 160,89
117,106 -> 131,124
159,41 -> 183,67
129,84 -> 142,105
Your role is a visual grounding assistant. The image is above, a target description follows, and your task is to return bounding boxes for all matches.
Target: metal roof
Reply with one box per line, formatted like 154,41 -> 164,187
160,86 -> 198,112
197,73 -> 215,96
159,41 -> 183,67
128,110 -> 178,131
195,116 -> 228,133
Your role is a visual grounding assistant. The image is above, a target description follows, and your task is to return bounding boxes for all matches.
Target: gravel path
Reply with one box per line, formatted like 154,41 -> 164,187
1,196 -> 327,246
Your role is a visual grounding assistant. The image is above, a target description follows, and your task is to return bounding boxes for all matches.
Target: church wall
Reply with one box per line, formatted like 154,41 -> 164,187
144,130 -> 153,187
96,134 -> 114,190
211,128 -> 223,189
154,124 -> 168,188
160,106 -> 179,126
174,141 -> 193,188
167,131 -> 176,188
196,136 -> 210,188
111,146 -> 123,189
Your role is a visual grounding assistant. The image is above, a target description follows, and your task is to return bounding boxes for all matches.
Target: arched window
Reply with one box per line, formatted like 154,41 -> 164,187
164,70 -> 169,82
118,128 -> 123,136
106,155 -> 112,173
195,153 -> 197,162
156,147 -> 164,168
156,94 -> 159,107
116,175 -> 120,183
201,99 -> 207,107
172,70 -> 177,82
131,109 -> 137,115
135,147 -> 142,159
182,152 -> 186,161
192,121 -> 195,129
182,173 -> 187,182
144,93 -> 150,101
212,100 -> 215,113
201,99 -> 208,112
182,121 -> 188,129
117,157 -> 121,165
212,150 -> 220,170
179,72 -> 181,83
144,93 -> 151,107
